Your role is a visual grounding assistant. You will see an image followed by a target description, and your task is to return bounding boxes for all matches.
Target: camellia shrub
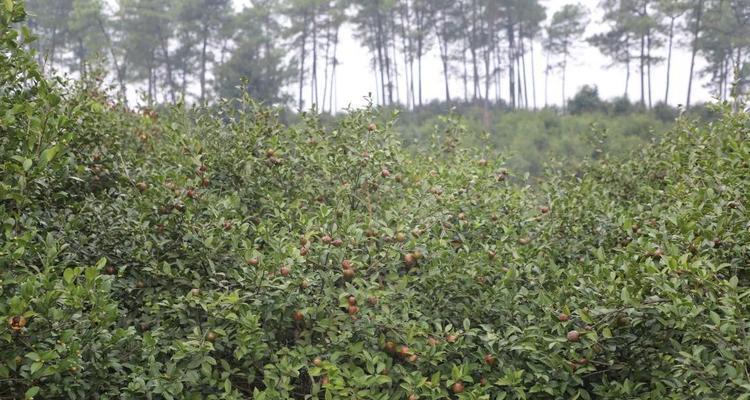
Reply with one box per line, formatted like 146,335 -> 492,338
2,2 -> 749,399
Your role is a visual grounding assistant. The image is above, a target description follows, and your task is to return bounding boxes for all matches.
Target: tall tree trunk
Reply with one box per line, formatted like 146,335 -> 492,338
562,44 -> 568,113
647,29 -> 652,108
437,11 -> 451,102
329,27 -> 340,113
521,34 -> 529,109
664,17 -> 675,104
312,8 -> 318,107
322,20 -> 332,113
507,24 -> 516,109
299,11 -> 309,110
687,0 -> 704,109
470,0 -> 480,100
159,32 -> 176,104
530,37 -> 537,110
545,51 -> 550,108
200,24 -> 209,103
374,16 -> 387,105
639,31 -> 645,107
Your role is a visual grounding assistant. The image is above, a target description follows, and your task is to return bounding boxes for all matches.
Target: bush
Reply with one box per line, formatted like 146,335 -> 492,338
2,3 -> 750,399
568,85 -> 605,115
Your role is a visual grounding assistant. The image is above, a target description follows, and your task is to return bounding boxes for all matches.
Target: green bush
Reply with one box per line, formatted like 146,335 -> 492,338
2,2 -> 750,399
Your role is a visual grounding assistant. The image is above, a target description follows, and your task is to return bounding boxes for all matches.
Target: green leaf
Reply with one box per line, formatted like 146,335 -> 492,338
25,387 -> 39,400
4,0 -> 13,12
39,145 -> 61,167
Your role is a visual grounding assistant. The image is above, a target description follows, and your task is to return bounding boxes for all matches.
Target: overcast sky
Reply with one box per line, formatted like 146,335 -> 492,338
241,0 -> 712,111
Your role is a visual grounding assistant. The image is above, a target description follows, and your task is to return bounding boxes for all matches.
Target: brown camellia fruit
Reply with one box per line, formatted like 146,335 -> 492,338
191,288 -> 201,296
451,381 -> 465,394
398,345 -> 410,357
408,354 -> 418,363
427,337 -> 439,346
331,239 -> 343,247
578,358 -> 589,365
322,235 -> 333,245
223,221 -> 233,231
136,181 -> 148,193
518,237 -> 531,245
408,394 -> 419,400
279,266 -> 291,277
567,330 -> 580,342
484,354 -> 497,366
293,311 -> 304,322
300,246 -> 309,256
300,280 -> 310,289
404,253 -> 416,267
136,280 -> 146,289
487,250 -> 497,260
341,259 -> 354,270
367,123 -> 377,132
558,313 -> 570,322
348,305 -> 359,315
446,334 -> 458,343
480,377 -> 488,386
384,341 -> 397,353
206,331 -> 218,342
367,296 -> 379,305
313,357 -> 322,367
105,265 -> 117,275
381,168 -> 391,178
395,232 -> 407,242
342,268 -> 355,281
347,296 -> 357,306
540,206 -> 550,214
478,158 -> 488,166
247,258 -> 259,266
321,375 -> 330,385
8,315 -> 27,331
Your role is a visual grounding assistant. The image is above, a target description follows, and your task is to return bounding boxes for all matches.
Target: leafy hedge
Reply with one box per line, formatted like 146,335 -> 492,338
2,2 -> 750,399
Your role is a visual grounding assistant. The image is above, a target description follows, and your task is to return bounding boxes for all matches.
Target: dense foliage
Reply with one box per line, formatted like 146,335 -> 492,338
2,3 -> 750,399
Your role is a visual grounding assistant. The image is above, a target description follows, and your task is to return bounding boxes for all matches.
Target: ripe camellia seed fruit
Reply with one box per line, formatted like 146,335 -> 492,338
558,313 -> 570,322
347,296 -> 357,306
191,288 -> 201,296
280,266 -> 291,277
518,237 -> 531,245
105,265 -> 117,275
313,357 -> 322,367
540,206 -> 550,214
427,337 -> 439,346
368,296 -> 379,305
484,354 -> 497,366
488,251 -> 497,260
408,354 -> 418,363
348,305 -> 359,315
300,280 -> 310,289
136,280 -> 146,289
136,182 -> 148,192
578,358 -> 589,365
332,239 -> 343,247
206,331 -> 218,342
293,311 -> 304,321
8,315 -> 27,331
381,168 -> 391,178
247,258 -> 259,266
341,259 -> 353,270
367,123 -> 377,132
398,346 -> 410,357
385,341 -> 397,353
404,253 -> 416,266
451,381 -> 465,394
322,235 -> 332,244
408,394 -> 418,400
446,334 -> 458,343
567,330 -> 580,342
343,269 -> 355,281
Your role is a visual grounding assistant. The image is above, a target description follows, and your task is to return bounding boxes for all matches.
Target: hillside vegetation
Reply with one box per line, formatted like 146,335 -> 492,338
2,3 -> 750,400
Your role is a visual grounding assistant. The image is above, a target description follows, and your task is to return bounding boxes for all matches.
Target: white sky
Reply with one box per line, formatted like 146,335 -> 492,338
235,0 -> 712,111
